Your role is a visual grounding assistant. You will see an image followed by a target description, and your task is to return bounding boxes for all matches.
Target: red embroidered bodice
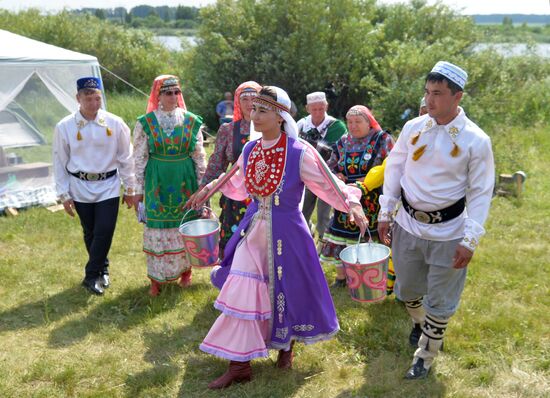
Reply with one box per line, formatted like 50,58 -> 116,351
245,133 -> 287,197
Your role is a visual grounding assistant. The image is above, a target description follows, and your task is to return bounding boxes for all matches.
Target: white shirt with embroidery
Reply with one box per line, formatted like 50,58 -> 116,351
296,114 -> 336,138
379,107 -> 494,251
53,108 -> 136,203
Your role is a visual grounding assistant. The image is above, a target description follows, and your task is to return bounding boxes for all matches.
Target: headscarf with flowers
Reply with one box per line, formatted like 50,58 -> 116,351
345,105 -> 381,131
146,75 -> 186,113
232,81 -> 261,122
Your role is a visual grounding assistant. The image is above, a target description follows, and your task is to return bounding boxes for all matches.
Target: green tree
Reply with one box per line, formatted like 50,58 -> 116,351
94,9 -> 106,20
183,0 -> 477,129
176,5 -> 198,20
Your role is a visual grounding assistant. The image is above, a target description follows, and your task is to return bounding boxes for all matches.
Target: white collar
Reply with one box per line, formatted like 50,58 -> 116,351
303,114 -> 334,134
75,108 -> 107,128
422,107 -> 466,138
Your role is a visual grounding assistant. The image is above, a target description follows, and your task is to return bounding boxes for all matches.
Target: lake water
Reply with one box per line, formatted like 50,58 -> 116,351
155,35 -> 196,51
155,36 -> 550,59
473,43 -> 550,58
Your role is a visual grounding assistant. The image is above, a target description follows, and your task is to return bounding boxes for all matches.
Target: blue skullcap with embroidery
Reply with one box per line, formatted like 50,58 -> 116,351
77,77 -> 102,91
431,61 -> 468,90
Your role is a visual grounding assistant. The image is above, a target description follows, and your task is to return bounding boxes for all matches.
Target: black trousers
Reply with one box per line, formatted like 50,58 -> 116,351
74,197 -> 119,281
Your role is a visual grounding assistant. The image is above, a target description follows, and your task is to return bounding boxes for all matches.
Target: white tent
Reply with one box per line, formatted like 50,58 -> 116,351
0,29 -> 105,212
0,29 -> 103,116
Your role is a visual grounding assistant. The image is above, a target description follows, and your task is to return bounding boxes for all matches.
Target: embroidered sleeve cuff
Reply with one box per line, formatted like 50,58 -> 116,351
460,236 -> 478,252
377,210 -> 394,222
134,186 -> 144,195
124,187 -> 136,196
58,192 -> 72,202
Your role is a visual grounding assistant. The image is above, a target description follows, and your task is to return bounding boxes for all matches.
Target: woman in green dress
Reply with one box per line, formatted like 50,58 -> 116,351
133,75 -> 206,296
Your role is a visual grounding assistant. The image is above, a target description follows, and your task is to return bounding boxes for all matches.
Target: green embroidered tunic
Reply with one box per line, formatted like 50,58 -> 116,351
137,111 -> 202,229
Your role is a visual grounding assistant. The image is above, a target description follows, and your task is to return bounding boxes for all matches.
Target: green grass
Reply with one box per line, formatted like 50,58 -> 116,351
0,126 -> 549,397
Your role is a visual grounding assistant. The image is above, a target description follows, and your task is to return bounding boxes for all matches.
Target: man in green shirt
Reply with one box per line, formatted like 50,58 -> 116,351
297,91 -> 347,240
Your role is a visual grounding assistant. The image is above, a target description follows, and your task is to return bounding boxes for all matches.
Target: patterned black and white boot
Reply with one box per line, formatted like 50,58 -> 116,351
405,297 -> 425,347
406,313 -> 448,380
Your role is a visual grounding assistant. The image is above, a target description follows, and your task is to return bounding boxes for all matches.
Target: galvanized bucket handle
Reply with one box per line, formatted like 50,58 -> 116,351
180,206 -> 218,227
355,227 -> 373,264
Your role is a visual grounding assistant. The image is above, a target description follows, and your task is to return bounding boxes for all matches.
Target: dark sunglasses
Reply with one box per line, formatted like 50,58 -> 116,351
163,90 -> 181,96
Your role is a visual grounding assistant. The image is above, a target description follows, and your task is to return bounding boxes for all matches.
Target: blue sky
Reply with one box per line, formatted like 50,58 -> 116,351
0,0 -> 548,14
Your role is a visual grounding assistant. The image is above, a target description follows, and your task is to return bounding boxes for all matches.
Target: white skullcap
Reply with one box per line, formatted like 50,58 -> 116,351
431,61 -> 468,90
306,91 -> 327,105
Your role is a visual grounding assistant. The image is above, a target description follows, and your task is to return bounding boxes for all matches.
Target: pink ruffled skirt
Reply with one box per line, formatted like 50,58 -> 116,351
199,218 -> 272,361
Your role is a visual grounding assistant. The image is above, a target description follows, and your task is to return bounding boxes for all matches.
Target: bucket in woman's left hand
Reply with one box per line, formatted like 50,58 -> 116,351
178,210 -> 220,268
340,242 -> 390,303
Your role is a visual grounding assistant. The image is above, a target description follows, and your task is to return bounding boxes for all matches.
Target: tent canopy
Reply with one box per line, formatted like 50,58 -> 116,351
0,101 -> 45,148
0,29 -> 103,117
0,30 -> 105,211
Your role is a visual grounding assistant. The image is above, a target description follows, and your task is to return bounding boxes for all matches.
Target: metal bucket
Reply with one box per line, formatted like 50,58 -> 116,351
340,243 -> 390,303
178,209 -> 220,268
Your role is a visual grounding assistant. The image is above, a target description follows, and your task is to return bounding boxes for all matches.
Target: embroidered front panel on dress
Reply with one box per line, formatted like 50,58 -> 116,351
277,292 -> 285,324
275,327 -> 288,339
245,134 -> 287,197
143,113 -> 194,156
139,111 -> 199,228
292,324 -> 314,332
336,134 -> 381,180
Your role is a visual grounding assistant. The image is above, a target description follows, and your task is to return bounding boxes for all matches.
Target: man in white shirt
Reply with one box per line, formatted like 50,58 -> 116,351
378,62 -> 494,379
53,77 -> 136,295
297,91 -> 347,240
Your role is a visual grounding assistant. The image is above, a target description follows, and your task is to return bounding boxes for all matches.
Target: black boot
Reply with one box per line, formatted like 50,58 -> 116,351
405,358 -> 430,380
409,323 -> 422,347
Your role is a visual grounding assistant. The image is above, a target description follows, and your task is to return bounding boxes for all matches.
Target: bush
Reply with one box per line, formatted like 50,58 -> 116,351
182,0 -> 550,131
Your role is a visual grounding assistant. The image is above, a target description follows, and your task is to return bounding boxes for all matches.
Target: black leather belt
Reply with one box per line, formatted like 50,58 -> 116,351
401,189 -> 465,224
69,169 -> 117,181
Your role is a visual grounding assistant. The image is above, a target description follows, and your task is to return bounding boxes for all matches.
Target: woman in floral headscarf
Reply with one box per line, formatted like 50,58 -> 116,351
320,105 -> 394,287
133,75 -> 206,296
201,81 -> 261,256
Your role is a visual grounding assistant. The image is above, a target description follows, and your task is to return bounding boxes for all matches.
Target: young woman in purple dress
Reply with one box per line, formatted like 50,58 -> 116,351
187,86 -> 368,389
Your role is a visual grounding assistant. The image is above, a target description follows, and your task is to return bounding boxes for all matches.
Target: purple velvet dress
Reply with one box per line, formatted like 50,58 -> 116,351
200,134 -> 360,360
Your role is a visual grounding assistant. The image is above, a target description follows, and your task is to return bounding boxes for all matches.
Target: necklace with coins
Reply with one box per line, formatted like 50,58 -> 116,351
245,133 -> 287,197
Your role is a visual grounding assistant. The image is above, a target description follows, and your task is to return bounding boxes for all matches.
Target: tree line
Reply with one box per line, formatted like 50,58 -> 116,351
1,0 -> 549,132
75,5 -> 200,30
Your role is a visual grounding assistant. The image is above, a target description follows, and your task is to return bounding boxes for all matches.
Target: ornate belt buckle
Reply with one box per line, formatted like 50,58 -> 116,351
87,173 -> 99,181
414,211 -> 431,223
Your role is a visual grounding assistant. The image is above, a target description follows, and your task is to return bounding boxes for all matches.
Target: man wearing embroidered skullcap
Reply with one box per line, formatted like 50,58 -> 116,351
297,91 -> 347,242
378,61 -> 495,379
53,77 -> 137,295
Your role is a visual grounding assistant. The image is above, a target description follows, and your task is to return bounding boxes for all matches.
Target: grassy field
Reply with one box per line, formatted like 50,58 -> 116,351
0,123 -> 549,397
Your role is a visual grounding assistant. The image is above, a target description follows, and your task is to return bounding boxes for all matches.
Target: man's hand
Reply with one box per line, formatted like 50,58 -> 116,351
122,194 -> 136,209
452,245 -> 474,269
63,199 -> 76,217
377,221 -> 391,246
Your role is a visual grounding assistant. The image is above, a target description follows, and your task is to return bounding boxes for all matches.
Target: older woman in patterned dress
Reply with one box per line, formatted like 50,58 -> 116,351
133,75 -> 206,296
